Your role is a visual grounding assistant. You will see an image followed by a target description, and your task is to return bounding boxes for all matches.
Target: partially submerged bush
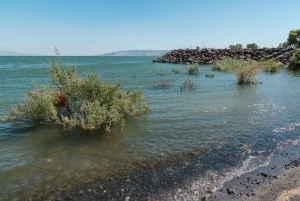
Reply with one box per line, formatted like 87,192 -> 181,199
288,50 -> 300,71
187,64 -> 200,75
235,62 -> 263,85
156,68 -> 165,76
180,79 -> 195,91
172,68 -> 182,74
212,57 -> 254,72
7,48 -> 149,132
205,74 -> 215,78
153,80 -> 172,88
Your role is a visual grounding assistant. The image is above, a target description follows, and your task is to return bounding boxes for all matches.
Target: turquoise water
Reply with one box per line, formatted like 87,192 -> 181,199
0,56 -> 300,200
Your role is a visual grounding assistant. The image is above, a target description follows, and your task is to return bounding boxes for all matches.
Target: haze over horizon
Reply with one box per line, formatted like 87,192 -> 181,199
1,0 -> 299,56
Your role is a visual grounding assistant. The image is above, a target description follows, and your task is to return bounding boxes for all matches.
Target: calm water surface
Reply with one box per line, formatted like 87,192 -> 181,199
0,56 -> 300,200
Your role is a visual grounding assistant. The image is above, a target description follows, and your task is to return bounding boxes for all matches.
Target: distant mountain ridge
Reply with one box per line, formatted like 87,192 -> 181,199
0,51 -> 39,56
98,50 -> 170,56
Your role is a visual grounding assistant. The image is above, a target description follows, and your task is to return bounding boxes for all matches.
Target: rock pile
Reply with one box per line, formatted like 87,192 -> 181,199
153,47 -> 297,66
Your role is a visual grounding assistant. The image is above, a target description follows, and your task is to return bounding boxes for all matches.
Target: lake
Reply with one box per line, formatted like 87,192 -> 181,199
0,56 -> 300,200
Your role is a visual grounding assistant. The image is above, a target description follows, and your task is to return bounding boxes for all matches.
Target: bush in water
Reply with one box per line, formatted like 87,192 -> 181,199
6,48 -> 149,132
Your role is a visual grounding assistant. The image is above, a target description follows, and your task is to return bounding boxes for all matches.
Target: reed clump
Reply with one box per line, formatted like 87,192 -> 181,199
187,64 -> 200,75
235,62 -> 263,85
156,68 -> 165,76
180,79 -> 195,91
172,68 -> 182,74
6,48 -> 149,132
153,80 -> 172,88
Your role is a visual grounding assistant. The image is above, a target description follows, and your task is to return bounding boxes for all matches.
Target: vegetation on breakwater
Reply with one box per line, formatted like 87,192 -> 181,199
3,49 -> 149,132
288,50 -> 300,71
153,29 -> 300,71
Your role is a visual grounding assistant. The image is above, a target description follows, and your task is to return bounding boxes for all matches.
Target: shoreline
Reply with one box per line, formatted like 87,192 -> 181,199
32,141 -> 300,201
207,142 -> 300,201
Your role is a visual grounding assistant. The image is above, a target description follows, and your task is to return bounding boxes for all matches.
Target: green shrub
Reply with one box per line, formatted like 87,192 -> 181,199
246,43 -> 258,49
290,50 -> 300,63
7,48 -> 149,132
229,44 -> 243,50
187,64 -> 200,75
288,50 -> 300,71
172,68 -> 182,74
212,57 -> 254,72
180,79 -> 195,90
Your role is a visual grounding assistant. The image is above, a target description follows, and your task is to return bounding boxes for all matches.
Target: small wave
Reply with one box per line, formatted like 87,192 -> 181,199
166,139 -> 300,201
171,154 -> 272,201
272,122 -> 300,133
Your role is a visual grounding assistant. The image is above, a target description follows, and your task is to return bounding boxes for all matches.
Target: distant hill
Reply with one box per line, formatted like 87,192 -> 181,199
98,50 -> 170,56
0,51 -> 38,56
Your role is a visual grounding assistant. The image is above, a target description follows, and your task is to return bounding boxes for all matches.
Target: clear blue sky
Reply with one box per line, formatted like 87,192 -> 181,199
1,0 -> 299,55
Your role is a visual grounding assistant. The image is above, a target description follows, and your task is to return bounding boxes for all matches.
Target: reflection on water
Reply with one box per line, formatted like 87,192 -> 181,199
0,56 -> 300,200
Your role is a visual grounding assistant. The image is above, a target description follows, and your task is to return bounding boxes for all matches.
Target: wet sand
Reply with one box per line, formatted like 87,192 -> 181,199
208,143 -> 300,201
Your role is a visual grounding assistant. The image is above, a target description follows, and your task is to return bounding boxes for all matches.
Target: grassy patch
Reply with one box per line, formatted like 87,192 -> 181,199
261,59 -> 281,73
212,57 -> 254,72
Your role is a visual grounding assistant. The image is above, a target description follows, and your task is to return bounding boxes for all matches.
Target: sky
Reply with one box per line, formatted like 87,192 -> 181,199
1,0 -> 299,56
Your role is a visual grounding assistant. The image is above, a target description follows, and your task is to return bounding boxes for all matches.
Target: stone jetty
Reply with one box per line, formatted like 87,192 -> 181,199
153,47 -> 297,66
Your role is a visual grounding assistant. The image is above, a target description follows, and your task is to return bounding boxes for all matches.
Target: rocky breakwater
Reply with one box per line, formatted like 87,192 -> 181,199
153,47 -> 296,66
